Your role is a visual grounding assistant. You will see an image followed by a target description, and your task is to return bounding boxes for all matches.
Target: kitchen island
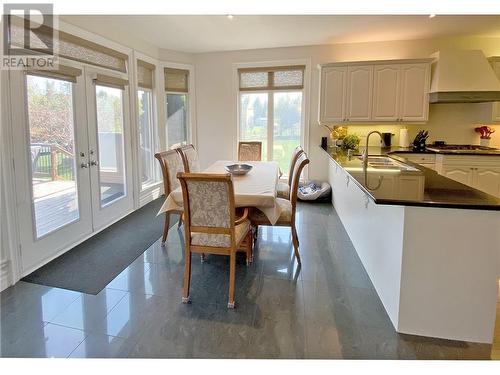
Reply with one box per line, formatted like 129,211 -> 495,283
322,145 -> 500,343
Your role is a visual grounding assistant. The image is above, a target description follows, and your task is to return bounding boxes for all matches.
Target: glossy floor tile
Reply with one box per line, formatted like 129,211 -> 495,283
0,203 -> 492,359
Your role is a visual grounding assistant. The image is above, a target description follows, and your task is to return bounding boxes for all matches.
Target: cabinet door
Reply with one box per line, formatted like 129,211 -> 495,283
346,65 -> 373,121
442,166 -> 474,186
319,66 -> 347,123
473,167 -> 500,198
372,65 -> 400,121
399,63 -> 430,122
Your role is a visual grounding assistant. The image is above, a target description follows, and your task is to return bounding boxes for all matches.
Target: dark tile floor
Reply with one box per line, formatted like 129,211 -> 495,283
0,203 -> 492,359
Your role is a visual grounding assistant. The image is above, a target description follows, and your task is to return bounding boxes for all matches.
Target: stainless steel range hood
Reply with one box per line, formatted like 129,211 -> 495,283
429,50 -> 500,103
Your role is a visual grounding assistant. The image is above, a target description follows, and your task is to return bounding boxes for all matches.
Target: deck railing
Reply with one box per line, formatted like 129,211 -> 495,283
31,143 -> 75,181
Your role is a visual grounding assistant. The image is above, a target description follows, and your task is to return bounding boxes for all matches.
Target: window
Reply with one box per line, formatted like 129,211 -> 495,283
238,65 -> 305,175
165,68 -> 189,149
137,59 -> 156,189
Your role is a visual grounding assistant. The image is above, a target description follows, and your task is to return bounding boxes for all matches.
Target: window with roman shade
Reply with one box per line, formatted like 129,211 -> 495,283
137,60 -> 155,89
92,74 -> 129,90
238,65 -> 305,91
8,15 -> 128,73
164,68 -> 189,92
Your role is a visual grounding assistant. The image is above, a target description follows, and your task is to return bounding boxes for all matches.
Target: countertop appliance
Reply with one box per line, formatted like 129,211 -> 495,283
425,144 -> 500,154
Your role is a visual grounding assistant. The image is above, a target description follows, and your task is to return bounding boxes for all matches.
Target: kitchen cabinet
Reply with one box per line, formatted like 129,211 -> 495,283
318,59 -> 431,125
396,153 -> 436,170
474,167 -> 500,197
489,57 -> 500,122
435,154 -> 500,198
442,166 -> 474,186
346,65 -> 373,121
319,66 -> 347,123
399,64 -> 430,122
372,65 -> 400,121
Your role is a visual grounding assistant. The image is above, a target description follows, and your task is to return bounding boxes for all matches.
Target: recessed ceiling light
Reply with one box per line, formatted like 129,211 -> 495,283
227,15 -> 234,20
429,14 -> 436,18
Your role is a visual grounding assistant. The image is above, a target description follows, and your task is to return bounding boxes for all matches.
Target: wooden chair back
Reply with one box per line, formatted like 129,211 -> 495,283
177,144 -> 200,173
177,173 -> 236,250
287,146 -> 304,187
154,149 -> 185,195
238,141 -> 262,162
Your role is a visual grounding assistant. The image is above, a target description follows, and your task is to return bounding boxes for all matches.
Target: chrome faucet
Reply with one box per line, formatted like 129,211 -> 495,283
362,131 -> 383,168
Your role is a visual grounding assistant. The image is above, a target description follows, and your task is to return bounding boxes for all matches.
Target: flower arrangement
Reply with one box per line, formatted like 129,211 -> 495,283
474,125 -> 495,139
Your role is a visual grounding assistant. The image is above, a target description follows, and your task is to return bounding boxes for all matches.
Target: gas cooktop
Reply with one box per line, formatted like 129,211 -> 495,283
426,144 -> 500,154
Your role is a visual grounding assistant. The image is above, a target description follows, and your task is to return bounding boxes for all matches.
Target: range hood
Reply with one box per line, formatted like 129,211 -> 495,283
429,50 -> 500,103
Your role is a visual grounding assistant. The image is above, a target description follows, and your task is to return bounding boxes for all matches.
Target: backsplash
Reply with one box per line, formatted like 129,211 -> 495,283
345,102 -> 499,148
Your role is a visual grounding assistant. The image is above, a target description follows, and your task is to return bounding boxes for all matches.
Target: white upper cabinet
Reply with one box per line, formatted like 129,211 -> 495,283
318,59 -> 431,125
320,66 -> 347,123
372,65 -> 400,121
346,65 -> 373,121
489,58 -> 500,122
399,63 -> 430,122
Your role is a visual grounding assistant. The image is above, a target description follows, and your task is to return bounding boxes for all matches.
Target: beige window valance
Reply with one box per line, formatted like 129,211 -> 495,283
238,65 -> 305,91
8,15 -> 128,73
164,68 -> 189,93
137,60 -> 155,89
28,64 -> 82,83
93,74 -> 129,90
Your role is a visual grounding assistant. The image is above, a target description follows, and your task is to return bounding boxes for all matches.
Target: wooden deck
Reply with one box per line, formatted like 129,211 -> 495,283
33,180 -> 78,237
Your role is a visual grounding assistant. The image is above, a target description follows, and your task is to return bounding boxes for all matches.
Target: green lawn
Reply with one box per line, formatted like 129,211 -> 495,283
273,138 -> 300,176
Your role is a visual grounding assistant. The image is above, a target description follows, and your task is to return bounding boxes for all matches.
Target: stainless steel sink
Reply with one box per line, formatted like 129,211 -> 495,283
357,156 -> 419,171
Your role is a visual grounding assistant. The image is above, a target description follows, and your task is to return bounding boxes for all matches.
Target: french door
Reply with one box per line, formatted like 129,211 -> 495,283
10,65 -> 134,274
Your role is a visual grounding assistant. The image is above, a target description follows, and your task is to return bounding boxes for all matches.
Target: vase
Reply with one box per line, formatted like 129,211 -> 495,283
479,138 -> 490,147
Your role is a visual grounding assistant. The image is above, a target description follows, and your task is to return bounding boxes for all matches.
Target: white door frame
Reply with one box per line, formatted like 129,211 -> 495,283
9,64 -> 94,275
84,65 -> 135,231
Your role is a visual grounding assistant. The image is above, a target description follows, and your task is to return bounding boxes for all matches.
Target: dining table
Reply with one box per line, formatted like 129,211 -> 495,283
158,160 -> 282,224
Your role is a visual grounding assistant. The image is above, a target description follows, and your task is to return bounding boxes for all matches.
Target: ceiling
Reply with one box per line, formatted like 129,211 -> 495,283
60,15 -> 500,53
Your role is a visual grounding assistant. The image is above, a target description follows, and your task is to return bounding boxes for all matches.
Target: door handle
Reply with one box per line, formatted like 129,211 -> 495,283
80,162 -> 89,168
90,160 -> 99,166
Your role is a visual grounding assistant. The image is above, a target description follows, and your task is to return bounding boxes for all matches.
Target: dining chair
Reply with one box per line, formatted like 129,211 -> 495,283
155,149 -> 185,244
238,141 -> 262,162
250,152 -> 310,265
177,144 -> 201,172
277,146 -> 304,199
177,172 -> 253,309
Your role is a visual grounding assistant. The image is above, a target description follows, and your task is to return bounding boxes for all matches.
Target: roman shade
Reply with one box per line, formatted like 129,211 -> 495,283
137,60 -> 155,89
93,74 -> 129,90
238,65 -> 305,91
28,64 -> 82,83
164,68 -> 189,92
8,15 -> 128,73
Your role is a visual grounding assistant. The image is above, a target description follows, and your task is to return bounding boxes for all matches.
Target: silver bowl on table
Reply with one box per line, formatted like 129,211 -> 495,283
225,163 -> 253,176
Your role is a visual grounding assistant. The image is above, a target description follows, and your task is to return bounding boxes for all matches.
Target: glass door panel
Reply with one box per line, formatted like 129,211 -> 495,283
95,85 -> 126,207
272,91 -> 302,175
166,93 -> 188,149
239,93 -> 268,160
26,75 -> 80,238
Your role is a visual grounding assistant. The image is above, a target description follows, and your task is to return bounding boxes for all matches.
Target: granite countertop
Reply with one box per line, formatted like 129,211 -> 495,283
321,145 -> 500,211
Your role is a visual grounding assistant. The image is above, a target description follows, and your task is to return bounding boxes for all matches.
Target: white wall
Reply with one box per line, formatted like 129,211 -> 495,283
192,36 -> 500,181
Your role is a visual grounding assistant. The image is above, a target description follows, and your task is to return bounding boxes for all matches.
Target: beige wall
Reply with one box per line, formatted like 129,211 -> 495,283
192,36 -> 500,181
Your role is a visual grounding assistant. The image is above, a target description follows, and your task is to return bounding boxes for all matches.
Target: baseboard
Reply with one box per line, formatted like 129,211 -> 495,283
0,259 -> 12,292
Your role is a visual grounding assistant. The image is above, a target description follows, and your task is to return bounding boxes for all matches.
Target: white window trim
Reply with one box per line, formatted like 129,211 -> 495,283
132,51 -> 164,207
160,61 -> 196,151
233,58 -> 311,179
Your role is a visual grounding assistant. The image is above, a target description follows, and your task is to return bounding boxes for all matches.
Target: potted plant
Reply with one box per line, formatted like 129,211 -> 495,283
341,134 -> 360,151
474,125 -> 495,147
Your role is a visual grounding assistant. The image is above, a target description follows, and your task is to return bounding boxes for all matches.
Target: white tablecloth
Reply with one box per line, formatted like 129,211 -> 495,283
157,161 -> 282,224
